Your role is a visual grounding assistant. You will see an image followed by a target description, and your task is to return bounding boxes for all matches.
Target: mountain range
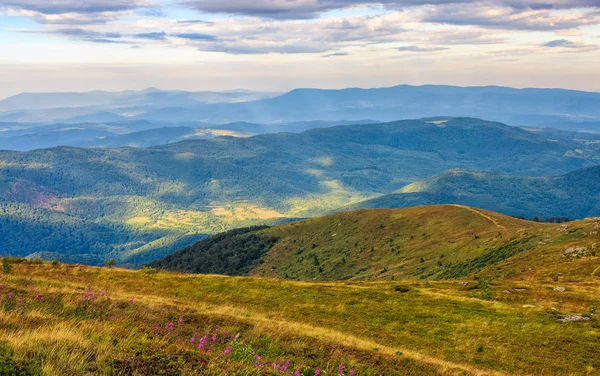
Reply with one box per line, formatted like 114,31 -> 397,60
2,85 -> 600,134
1,117 -> 599,265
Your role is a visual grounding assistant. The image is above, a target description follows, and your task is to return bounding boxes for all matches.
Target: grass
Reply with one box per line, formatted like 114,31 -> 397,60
251,205 -> 552,281
2,259 -> 600,375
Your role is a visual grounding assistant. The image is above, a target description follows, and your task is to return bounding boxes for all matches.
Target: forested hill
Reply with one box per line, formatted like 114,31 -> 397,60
347,166 -> 600,219
0,117 -> 599,265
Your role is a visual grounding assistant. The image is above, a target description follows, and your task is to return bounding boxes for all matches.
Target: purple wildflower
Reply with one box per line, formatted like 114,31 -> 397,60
190,337 -> 196,343
349,370 -> 355,376
224,346 -> 232,356
294,371 -> 301,376
280,360 -> 291,371
178,317 -> 183,324
17,298 -> 22,305
212,334 -> 217,342
339,364 -> 344,375
129,297 -> 134,304
315,369 -> 321,376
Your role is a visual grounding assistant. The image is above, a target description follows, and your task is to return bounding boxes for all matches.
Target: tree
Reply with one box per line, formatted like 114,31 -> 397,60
2,258 -> 12,274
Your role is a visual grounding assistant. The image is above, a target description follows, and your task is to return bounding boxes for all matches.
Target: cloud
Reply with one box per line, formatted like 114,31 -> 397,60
179,0 -> 600,20
0,0 -> 155,24
421,3 -> 600,31
174,33 -> 217,41
321,52 -> 349,57
0,0 -> 153,15
397,45 -> 449,52
134,31 -> 168,40
424,30 -> 505,45
24,27 -> 126,43
542,39 -> 579,48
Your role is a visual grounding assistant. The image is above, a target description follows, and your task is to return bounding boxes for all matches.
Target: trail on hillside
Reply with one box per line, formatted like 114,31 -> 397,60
451,205 -> 508,232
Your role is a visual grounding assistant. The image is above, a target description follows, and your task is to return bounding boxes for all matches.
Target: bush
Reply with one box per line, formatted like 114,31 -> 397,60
2,259 -> 11,274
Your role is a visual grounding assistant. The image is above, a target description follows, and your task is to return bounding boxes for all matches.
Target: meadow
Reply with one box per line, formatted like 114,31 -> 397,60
1,259 -> 599,375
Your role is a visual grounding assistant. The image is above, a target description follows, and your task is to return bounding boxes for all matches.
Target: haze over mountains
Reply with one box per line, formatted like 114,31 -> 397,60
2,85 -> 600,153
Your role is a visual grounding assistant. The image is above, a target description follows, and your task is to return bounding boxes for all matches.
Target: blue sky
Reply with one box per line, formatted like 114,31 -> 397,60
0,0 -> 599,98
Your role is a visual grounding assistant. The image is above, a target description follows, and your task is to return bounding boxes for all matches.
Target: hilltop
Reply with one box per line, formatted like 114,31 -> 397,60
149,205 -> 600,282
347,166 -> 600,219
3,117 -> 598,265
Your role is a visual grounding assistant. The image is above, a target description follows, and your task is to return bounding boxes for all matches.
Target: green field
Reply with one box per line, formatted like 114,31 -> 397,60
1,258 -> 600,375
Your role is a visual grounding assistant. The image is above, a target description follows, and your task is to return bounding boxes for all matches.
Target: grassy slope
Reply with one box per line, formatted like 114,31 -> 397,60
251,205 -> 551,280
1,260 -> 600,375
152,205 -> 600,284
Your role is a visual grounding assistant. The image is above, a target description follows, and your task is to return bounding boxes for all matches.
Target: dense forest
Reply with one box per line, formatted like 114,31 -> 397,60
148,226 -> 278,275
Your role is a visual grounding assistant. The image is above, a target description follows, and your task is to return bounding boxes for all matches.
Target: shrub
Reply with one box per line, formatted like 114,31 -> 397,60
2,259 -> 11,274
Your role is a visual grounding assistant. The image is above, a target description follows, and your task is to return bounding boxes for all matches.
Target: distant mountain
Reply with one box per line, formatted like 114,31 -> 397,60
0,120 -> 378,151
149,205 -> 600,282
0,117 -> 598,264
121,85 -> 600,130
347,166 -> 600,219
2,85 -> 600,134
0,88 -> 281,111
0,128 -> 115,151
63,111 -> 128,124
73,127 -> 252,148
0,89 -> 281,123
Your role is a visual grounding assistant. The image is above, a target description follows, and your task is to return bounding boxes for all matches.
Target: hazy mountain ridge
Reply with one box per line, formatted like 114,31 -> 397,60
0,120 -> 379,151
2,85 -> 600,133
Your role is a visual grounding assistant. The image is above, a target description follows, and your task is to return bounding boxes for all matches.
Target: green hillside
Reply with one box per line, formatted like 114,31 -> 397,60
150,205 -> 599,283
347,166 -> 600,219
1,118 -> 598,264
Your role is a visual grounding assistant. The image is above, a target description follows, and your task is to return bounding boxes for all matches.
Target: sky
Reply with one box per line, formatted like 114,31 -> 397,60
0,0 -> 600,98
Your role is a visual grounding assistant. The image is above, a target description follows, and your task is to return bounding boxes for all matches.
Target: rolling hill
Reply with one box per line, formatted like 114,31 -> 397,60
149,205 -> 600,282
1,117 -> 599,265
347,166 -> 600,219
